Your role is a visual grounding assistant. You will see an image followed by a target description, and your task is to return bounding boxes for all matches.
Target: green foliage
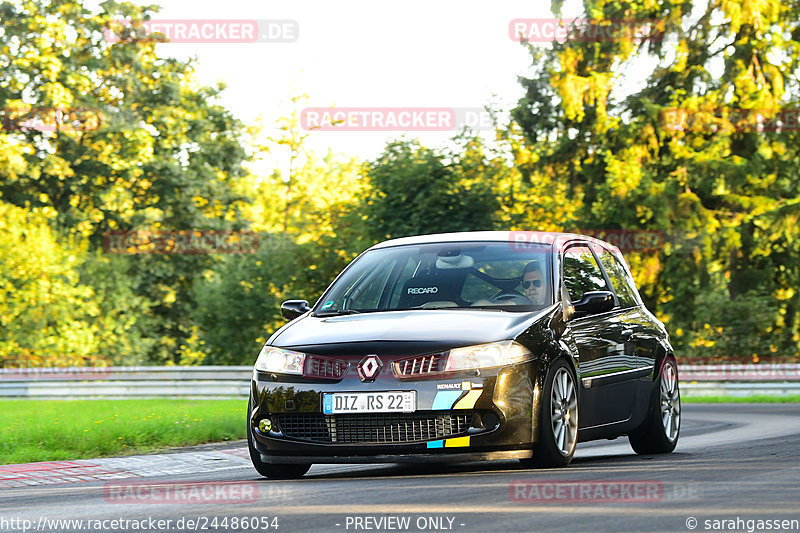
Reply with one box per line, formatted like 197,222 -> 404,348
190,110 -> 370,364
1,0 -> 797,368
190,246 -> 288,365
512,0 -> 800,359
78,252 -> 156,365
0,202 -> 102,367
363,140 -> 500,240
0,0 -> 250,364
0,0 -> 248,237
673,288 -> 779,361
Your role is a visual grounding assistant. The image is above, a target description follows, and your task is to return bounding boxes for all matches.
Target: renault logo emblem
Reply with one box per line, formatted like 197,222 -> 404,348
358,355 -> 382,382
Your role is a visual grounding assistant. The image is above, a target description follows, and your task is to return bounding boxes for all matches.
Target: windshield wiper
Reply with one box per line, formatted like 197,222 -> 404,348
314,309 -> 362,317
426,306 -> 508,312
395,306 -> 508,312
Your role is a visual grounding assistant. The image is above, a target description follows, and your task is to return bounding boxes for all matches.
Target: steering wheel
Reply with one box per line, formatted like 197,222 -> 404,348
488,290 -> 531,305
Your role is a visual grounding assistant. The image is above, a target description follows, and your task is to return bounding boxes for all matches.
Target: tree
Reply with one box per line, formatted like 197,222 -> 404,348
0,0 -> 251,364
0,202 -> 102,367
512,0 -> 800,359
363,139 -> 500,241
191,107 -> 369,364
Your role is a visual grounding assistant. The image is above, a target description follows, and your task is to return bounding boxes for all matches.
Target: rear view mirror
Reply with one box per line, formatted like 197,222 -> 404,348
281,300 -> 311,320
571,291 -> 615,318
435,254 -> 474,269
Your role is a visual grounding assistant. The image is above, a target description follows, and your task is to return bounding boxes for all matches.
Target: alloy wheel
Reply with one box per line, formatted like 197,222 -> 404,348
551,367 -> 578,456
660,361 -> 681,442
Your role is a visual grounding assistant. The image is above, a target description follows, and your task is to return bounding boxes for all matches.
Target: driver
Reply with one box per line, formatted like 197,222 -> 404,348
521,261 -> 546,305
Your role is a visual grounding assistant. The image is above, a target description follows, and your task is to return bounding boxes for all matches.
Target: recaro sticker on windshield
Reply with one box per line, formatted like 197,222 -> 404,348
407,287 -> 438,294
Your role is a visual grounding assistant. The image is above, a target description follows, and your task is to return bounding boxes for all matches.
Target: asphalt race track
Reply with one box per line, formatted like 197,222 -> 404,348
2,404 -> 799,533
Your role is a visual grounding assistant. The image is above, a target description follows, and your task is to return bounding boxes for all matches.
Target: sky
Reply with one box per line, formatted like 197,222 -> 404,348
130,0 -> 588,169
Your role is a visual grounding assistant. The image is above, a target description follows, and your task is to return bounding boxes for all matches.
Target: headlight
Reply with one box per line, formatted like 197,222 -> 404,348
254,346 -> 306,375
444,340 -> 532,372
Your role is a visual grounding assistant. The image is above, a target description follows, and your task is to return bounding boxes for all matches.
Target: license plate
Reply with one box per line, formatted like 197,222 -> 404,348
322,391 -> 416,414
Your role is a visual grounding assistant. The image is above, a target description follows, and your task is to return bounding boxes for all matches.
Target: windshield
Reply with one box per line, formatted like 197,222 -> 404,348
314,241 -> 553,314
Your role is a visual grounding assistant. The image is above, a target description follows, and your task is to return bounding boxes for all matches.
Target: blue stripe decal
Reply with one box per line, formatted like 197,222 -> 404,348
431,391 -> 463,410
427,440 -> 444,449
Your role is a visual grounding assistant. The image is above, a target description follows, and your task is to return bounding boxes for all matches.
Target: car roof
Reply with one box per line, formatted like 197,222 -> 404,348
368,231 -> 621,254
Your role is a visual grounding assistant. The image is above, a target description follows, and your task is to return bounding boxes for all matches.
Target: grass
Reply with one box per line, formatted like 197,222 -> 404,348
0,399 -> 247,465
683,395 -> 800,403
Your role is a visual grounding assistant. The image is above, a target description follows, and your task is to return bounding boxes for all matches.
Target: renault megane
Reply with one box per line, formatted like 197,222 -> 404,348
247,231 -> 680,478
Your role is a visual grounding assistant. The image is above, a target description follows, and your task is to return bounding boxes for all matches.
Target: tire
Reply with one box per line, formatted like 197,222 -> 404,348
247,401 -> 311,479
629,356 -> 680,455
521,358 -> 578,468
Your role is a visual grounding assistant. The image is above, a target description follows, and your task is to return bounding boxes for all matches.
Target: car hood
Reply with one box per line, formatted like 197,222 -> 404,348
270,307 -> 556,349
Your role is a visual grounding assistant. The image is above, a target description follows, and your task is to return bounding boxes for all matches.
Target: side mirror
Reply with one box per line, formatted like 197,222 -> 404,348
281,300 -> 311,320
571,291 -> 615,318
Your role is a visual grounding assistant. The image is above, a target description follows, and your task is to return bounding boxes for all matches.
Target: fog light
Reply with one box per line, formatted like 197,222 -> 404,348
258,418 -> 272,432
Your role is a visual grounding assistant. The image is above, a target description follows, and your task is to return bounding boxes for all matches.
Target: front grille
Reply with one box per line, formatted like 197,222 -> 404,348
393,353 -> 445,377
275,412 -> 472,444
305,355 -> 348,379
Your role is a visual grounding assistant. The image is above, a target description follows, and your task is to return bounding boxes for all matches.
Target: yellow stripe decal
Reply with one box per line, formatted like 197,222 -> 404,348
444,436 -> 470,448
452,389 -> 482,410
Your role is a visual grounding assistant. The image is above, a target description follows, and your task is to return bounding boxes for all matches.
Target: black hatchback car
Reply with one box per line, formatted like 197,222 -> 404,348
247,231 -> 680,478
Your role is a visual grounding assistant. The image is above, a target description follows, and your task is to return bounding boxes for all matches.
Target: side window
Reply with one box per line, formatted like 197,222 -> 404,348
562,246 -> 609,303
597,249 -> 639,308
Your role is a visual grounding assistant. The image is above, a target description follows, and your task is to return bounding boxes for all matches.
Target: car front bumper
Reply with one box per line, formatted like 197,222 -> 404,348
249,359 -> 545,463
